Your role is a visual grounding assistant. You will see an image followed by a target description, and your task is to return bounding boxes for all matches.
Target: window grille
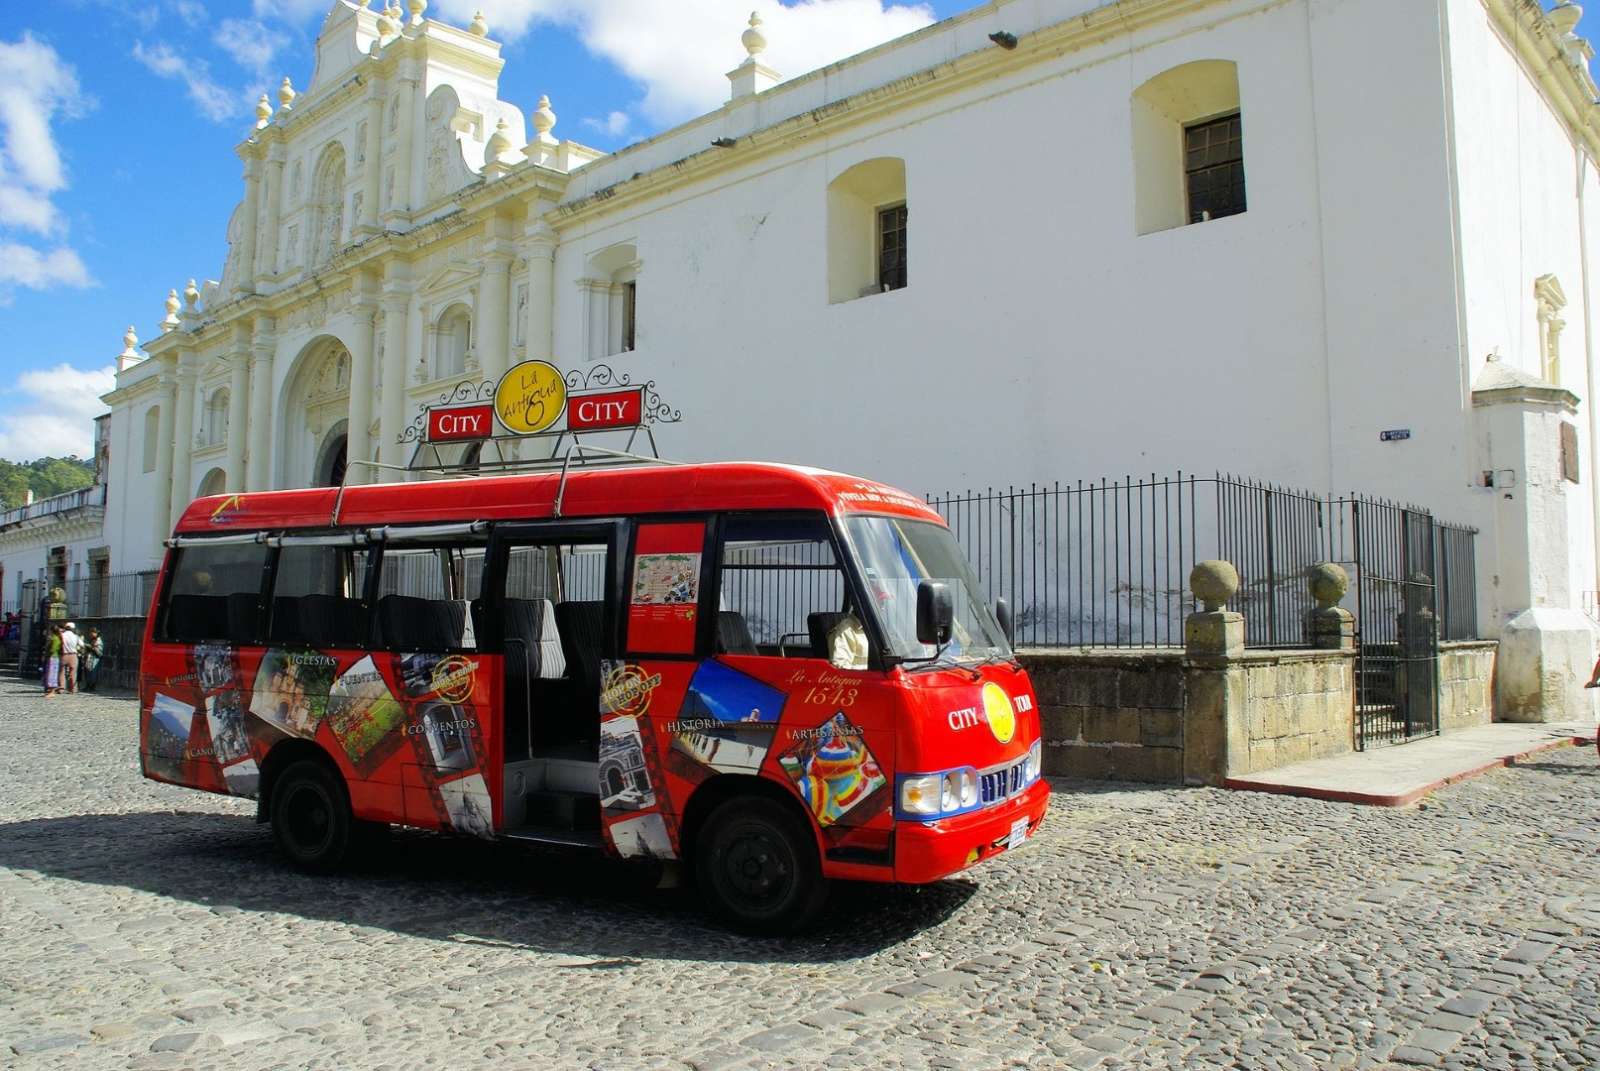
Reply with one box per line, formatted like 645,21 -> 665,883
1184,113 -> 1246,224
877,204 -> 908,292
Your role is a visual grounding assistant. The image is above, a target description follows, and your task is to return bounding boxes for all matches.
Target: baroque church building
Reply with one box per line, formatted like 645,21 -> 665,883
78,0 -> 1600,713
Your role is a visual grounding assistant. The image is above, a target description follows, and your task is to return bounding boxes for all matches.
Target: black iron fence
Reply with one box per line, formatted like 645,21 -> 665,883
928,474 -> 1480,651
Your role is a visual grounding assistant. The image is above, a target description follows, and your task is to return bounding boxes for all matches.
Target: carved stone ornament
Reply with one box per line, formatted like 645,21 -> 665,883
1190,560 -> 1239,612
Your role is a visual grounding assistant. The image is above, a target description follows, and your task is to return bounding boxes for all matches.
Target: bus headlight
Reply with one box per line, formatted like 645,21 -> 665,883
1025,740 -> 1042,782
900,774 -> 942,816
959,767 -> 978,807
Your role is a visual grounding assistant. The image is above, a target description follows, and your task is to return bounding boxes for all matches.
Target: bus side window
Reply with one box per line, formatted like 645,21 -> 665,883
268,545 -> 374,649
715,514 -> 849,659
374,543 -> 485,651
163,540 -> 271,644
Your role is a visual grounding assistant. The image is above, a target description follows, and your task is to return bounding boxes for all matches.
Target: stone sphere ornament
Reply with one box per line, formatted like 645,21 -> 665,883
1306,562 -> 1349,610
1190,559 -> 1239,612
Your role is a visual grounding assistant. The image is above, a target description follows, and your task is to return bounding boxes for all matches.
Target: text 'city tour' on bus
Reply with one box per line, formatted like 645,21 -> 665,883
139,460 -> 1049,932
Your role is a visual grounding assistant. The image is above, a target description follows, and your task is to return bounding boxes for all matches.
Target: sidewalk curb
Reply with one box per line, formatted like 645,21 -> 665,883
1222,736 -> 1590,808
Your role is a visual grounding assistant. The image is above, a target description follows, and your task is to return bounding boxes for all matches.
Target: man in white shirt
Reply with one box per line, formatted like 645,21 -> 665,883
59,623 -> 81,693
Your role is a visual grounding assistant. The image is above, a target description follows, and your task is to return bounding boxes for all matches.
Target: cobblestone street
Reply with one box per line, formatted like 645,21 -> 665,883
2,680 -> 1598,1070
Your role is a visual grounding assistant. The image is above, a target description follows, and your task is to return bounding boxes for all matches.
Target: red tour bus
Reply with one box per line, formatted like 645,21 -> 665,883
140,461 -> 1049,931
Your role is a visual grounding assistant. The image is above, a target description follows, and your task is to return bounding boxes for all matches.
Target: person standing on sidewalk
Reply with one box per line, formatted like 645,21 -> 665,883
81,628 -> 102,692
43,625 -> 62,697
59,622 -> 81,694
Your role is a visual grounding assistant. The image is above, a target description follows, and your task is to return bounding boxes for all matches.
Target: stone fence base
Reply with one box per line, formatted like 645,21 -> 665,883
1019,639 -> 1499,786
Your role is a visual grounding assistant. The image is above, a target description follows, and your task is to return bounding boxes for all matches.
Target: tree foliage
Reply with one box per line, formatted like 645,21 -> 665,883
0,457 -> 95,511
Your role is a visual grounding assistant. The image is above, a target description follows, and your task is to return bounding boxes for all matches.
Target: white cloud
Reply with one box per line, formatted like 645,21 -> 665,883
171,0 -> 208,26
132,40 -> 243,122
0,34 -> 95,299
215,18 -> 285,75
0,363 -> 114,461
251,0 -> 338,22
431,1 -> 936,124
583,110 -> 631,137
0,243 -> 91,292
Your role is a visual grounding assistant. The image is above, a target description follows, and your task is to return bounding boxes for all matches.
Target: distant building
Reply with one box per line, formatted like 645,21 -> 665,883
100,0 -> 1600,714
0,413 -> 111,612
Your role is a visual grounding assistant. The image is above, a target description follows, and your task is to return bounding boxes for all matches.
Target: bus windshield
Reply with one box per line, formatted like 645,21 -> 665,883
842,515 -> 1013,665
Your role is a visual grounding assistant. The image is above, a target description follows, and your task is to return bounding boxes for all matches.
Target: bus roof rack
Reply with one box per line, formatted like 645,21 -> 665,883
335,441 -> 681,524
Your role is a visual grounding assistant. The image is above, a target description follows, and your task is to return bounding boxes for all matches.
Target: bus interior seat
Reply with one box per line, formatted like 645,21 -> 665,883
808,612 -> 847,658
504,598 -> 570,759
375,595 -> 466,650
716,611 -> 758,655
270,595 -> 367,648
225,593 -> 261,640
553,600 -> 604,748
168,594 -> 228,642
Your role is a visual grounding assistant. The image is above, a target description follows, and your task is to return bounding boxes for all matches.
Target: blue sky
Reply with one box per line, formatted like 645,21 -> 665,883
0,0 -> 971,460
0,0 -> 1582,460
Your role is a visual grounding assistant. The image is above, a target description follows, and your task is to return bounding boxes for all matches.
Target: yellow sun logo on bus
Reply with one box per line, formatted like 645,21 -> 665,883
981,682 -> 1015,745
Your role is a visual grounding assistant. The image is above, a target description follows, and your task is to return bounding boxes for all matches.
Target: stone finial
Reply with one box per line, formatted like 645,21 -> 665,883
469,10 -> 488,36
484,118 -> 514,166
376,2 -> 399,38
183,278 -> 200,312
120,325 -> 140,361
1306,562 -> 1349,611
742,11 -> 768,60
161,289 -> 182,332
1190,560 -> 1239,612
532,94 -> 556,139
277,76 -> 296,114
408,0 -> 427,27
254,93 -> 272,129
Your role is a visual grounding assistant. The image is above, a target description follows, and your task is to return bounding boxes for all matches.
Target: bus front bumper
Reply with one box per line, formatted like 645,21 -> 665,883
893,778 -> 1050,885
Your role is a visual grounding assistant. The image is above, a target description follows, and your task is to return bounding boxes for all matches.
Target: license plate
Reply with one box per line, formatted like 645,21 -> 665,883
1007,816 -> 1029,850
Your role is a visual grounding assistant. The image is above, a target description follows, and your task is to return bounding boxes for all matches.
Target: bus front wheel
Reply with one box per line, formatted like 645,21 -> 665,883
694,797 -> 827,934
270,759 -> 352,874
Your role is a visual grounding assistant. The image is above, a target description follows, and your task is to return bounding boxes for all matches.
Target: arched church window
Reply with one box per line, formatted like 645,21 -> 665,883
205,388 -> 230,446
1131,61 -> 1245,235
142,406 -> 160,474
583,243 -> 640,358
435,304 -> 472,378
826,159 -> 907,304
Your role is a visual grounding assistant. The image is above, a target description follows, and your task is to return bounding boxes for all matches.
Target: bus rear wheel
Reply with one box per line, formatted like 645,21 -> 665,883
270,759 -> 352,874
694,797 -> 827,935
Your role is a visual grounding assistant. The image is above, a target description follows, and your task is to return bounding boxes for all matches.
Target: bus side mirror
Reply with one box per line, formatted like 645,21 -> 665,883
916,581 -> 953,647
995,597 -> 1014,644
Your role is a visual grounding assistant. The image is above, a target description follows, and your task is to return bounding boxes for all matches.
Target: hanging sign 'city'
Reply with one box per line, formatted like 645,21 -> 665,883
407,360 -> 680,453
426,404 -> 495,443
567,386 -> 644,431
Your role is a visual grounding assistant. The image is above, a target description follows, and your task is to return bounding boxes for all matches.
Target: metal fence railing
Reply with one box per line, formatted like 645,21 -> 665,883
928,474 -> 1480,650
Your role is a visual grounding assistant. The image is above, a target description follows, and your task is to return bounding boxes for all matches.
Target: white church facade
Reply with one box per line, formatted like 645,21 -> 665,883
58,0 -> 1600,715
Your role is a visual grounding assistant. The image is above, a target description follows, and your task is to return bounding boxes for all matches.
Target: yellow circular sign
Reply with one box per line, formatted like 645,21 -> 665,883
494,360 -> 567,435
982,682 -> 1016,745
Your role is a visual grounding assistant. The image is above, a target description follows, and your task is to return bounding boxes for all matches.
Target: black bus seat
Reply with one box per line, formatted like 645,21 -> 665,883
717,611 -> 758,655
270,594 -> 367,648
375,595 -> 466,650
808,612 -> 848,659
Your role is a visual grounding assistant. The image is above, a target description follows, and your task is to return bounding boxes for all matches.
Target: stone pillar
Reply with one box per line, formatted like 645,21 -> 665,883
477,245 -> 513,384
169,354 -> 198,529
257,147 -> 285,278
1304,562 -> 1355,650
151,369 -> 177,550
225,345 -> 249,491
237,154 -> 261,293
522,218 -> 557,359
358,85 -> 384,235
1471,357 -> 1598,723
383,62 -> 418,226
378,270 -> 413,482
1182,560 -> 1245,787
246,327 -> 276,491
345,293 -> 378,485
